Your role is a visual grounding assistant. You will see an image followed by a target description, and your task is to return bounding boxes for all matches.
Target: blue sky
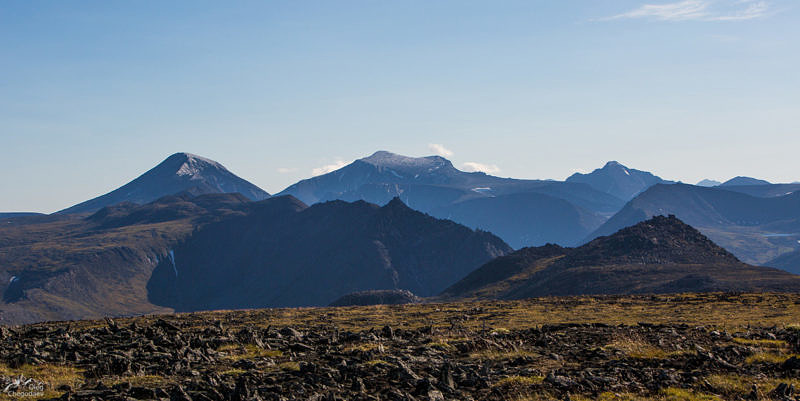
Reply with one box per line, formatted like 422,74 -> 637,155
2,0 -> 799,212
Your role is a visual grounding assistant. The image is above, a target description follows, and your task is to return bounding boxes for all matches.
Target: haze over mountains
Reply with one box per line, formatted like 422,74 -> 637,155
278,151 -> 625,248
2,150 -> 800,324
566,161 -> 672,201
6,150 -> 799,267
588,183 -> 800,265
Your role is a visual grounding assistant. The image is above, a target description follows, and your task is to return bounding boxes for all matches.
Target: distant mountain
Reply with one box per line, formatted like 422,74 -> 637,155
697,179 -> 721,187
58,152 -> 269,214
147,196 -> 511,311
566,161 -> 671,201
430,192 -> 605,248
767,250 -> 800,275
278,151 -> 624,248
586,184 -> 800,265
720,176 -> 771,187
441,215 -> 800,300
716,183 -> 800,198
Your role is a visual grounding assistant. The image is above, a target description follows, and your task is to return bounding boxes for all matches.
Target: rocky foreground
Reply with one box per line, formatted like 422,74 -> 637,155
2,293 -> 800,400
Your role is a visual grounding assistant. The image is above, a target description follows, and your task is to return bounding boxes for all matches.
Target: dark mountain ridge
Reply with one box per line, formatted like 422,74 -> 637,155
147,196 -> 512,312
587,184 -> 800,265
441,215 -> 800,300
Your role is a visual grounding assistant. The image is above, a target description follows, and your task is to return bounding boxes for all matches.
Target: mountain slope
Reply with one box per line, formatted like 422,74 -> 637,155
278,151 -> 623,248
441,215 -> 800,300
430,192 -> 605,248
586,184 -> 800,265
720,176 -> 771,187
147,197 -> 511,311
767,250 -> 800,275
715,183 -> 800,198
566,161 -> 671,201
279,151 -> 624,213
58,153 -> 269,214
0,193 -> 253,325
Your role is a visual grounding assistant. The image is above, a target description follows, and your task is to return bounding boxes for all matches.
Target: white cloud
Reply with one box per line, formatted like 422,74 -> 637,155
311,160 -> 348,176
276,167 -> 296,174
462,162 -> 501,174
711,0 -> 769,20
604,0 -> 770,22
428,143 -> 453,157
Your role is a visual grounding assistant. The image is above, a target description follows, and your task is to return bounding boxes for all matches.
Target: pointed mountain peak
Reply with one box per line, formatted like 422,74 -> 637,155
160,152 -> 226,177
58,153 -> 269,214
566,215 -> 740,267
383,196 -> 411,210
566,161 -> 669,201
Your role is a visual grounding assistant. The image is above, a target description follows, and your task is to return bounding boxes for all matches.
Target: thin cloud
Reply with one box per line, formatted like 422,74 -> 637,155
428,143 -> 453,157
311,160 -> 348,176
603,0 -> 770,22
276,167 -> 297,174
462,162 -> 501,174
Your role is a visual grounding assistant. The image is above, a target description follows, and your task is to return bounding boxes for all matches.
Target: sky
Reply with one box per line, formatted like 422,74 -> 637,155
1,0 -> 799,213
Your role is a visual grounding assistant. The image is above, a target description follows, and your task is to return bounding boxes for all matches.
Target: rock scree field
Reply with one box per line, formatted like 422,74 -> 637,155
3,293 -> 800,401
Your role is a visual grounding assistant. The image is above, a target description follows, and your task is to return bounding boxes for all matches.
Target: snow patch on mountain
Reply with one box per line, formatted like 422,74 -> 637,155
361,151 -> 450,170
168,250 -> 178,277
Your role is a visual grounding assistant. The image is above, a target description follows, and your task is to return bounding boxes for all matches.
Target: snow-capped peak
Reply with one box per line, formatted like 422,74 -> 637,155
169,152 -> 226,177
360,151 -> 452,170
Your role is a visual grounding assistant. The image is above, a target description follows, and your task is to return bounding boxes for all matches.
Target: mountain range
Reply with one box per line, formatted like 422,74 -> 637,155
587,183 -> 800,265
278,151 -> 630,248
565,161 -> 672,201
0,191 -> 509,324
440,215 -> 800,300
2,150 -> 800,324
147,196 -> 510,312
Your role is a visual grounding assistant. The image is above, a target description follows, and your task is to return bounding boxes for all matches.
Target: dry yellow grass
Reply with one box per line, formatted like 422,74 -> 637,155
706,374 -> 800,397
218,343 -> 283,361
109,375 -> 168,387
660,388 -> 720,401
469,348 -> 540,361
45,293 -> 800,335
277,361 -> 300,371
744,352 -> 797,364
603,334 -> 691,360
494,375 -> 545,387
732,338 -> 787,348
0,364 -> 83,401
